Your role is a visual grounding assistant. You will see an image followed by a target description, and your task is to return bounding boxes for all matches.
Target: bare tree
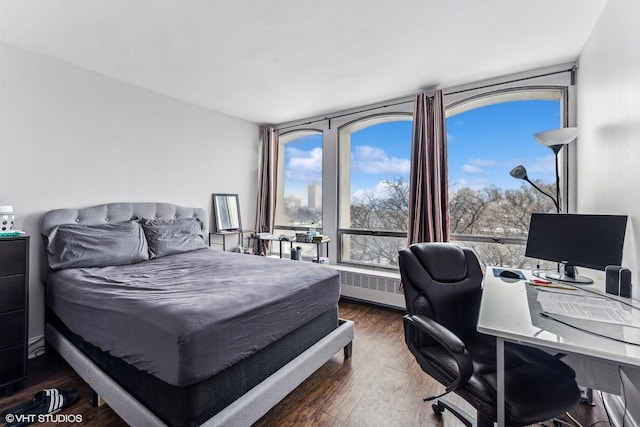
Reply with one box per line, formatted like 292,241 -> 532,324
348,177 -> 409,266
335,177 -> 557,268
453,181 -> 556,268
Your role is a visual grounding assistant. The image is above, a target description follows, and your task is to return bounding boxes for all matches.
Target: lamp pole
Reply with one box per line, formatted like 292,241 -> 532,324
533,127 -> 579,214
509,165 -> 559,212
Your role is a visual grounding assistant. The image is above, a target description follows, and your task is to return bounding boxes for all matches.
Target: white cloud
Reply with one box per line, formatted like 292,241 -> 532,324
469,158 -> 498,167
462,164 -> 483,174
352,145 -> 410,175
527,154 -> 556,174
286,146 -> 322,181
461,158 -> 497,175
449,177 -> 490,193
353,180 -> 404,201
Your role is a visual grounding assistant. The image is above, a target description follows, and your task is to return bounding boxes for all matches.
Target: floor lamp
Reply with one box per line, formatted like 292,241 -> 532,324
509,165 -> 560,212
532,127 -> 579,213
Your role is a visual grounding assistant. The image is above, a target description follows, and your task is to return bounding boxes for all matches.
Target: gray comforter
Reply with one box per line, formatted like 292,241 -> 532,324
46,249 -> 340,386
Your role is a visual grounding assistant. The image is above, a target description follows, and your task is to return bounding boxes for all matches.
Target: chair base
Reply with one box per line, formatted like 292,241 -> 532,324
432,399 -> 572,427
431,399 -> 492,427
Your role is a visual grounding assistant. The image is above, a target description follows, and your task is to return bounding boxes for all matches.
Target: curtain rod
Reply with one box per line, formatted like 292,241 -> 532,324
445,66 -> 576,96
275,66 -> 576,132
276,99 -> 412,131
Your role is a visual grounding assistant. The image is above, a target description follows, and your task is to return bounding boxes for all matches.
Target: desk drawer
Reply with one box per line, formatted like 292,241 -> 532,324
0,310 -> 25,348
0,239 -> 27,276
0,275 -> 26,312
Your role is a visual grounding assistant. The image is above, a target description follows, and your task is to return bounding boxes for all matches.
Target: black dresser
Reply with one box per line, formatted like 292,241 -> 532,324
0,235 -> 29,396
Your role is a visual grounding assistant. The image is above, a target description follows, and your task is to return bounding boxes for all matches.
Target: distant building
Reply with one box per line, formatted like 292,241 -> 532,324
308,180 -> 321,209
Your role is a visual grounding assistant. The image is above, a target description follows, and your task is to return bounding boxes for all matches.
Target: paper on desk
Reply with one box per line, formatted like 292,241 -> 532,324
537,292 -> 640,327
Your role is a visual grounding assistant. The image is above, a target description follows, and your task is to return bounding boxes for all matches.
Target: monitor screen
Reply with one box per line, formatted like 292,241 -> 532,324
525,213 -> 628,271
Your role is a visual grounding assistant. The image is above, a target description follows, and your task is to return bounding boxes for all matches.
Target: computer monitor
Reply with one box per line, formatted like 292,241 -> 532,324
525,213 -> 628,284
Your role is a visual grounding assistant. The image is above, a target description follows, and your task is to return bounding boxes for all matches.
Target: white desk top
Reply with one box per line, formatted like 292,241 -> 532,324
478,267 -> 640,368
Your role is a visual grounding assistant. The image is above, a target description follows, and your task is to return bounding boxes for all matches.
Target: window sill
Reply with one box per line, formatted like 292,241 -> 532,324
334,264 -> 400,280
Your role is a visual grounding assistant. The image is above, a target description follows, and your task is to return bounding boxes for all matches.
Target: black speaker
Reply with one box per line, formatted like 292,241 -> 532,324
605,265 -> 632,297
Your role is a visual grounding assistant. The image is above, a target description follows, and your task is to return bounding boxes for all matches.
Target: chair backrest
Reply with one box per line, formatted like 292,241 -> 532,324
399,242 -> 483,342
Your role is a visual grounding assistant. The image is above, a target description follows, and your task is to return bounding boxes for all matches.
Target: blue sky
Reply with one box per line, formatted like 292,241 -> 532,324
283,99 -> 561,204
448,100 -> 560,191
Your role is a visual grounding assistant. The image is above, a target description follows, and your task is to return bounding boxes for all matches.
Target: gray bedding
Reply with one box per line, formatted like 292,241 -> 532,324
46,248 -> 340,387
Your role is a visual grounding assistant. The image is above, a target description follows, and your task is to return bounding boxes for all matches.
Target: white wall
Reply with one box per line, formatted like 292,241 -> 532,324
577,0 -> 640,290
0,41 -> 259,340
577,0 -> 640,423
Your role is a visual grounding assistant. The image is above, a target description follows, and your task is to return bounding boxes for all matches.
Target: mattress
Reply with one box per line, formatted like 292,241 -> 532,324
47,307 -> 339,427
46,248 -> 341,386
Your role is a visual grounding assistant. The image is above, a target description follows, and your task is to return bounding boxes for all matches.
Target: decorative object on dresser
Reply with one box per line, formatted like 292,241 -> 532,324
0,235 -> 29,396
0,205 -> 15,232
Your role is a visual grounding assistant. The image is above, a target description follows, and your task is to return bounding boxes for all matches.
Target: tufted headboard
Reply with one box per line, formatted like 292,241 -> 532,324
40,203 -> 208,279
42,202 -> 208,239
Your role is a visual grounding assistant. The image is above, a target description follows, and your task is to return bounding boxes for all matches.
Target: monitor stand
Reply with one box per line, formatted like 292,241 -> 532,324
545,264 -> 594,284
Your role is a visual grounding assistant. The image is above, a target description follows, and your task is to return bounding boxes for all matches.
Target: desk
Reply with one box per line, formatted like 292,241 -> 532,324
209,230 -> 244,251
478,267 -> 640,427
250,235 -> 330,263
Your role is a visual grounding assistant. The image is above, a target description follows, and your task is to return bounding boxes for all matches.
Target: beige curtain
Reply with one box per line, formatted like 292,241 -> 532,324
255,127 -> 279,255
407,90 -> 449,245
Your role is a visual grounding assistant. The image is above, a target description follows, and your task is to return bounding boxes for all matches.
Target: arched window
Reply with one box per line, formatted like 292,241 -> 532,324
338,114 -> 412,267
446,87 -> 568,268
275,130 -> 323,228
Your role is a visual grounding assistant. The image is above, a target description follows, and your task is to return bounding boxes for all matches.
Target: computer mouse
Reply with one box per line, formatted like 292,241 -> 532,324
499,269 -> 521,279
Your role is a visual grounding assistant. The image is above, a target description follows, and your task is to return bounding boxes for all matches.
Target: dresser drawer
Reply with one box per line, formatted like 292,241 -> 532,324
0,344 -> 26,387
0,310 -> 25,349
0,275 -> 26,313
0,239 -> 27,277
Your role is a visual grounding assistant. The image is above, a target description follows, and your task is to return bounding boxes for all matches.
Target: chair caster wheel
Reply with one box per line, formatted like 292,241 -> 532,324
432,402 -> 444,416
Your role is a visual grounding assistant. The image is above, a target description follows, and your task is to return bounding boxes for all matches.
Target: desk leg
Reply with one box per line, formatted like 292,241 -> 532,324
497,337 -> 505,427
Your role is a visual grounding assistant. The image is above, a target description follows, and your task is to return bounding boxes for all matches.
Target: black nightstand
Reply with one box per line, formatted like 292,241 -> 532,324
0,235 -> 29,396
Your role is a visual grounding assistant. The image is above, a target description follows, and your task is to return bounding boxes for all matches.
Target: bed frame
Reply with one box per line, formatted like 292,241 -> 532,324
42,202 -> 354,427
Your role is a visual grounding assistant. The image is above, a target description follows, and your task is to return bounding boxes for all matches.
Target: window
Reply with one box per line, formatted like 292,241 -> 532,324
338,115 -> 412,268
446,88 -> 567,268
272,70 -> 574,274
273,130 -> 323,258
275,130 -> 323,228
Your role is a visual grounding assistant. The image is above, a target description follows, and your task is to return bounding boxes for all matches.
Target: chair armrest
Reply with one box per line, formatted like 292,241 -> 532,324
404,314 -> 473,394
409,314 -> 465,354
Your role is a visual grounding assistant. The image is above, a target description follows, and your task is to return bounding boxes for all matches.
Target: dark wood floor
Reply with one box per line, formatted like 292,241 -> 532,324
0,300 -> 608,426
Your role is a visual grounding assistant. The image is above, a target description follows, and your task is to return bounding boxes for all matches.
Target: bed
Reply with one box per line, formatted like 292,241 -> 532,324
41,202 -> 354,427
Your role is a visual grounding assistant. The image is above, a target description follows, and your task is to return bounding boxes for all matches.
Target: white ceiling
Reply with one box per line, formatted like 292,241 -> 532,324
0,0 -> 607,125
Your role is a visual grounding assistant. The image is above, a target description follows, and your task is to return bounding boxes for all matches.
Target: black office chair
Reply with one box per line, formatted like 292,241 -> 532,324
399,242 -> 581,426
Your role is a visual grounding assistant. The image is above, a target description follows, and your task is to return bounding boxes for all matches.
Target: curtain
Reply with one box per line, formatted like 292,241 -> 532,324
407,90 -> 449,245
255,127 -> 279,255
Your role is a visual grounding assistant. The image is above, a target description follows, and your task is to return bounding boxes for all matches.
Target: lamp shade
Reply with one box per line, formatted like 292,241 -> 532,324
533,127 -> 578,154
509,165 -> 528,180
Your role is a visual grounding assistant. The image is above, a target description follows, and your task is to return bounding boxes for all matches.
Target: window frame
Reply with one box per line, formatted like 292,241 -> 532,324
446,86 -> 570,248
275,128 -> 324,232
272,64 -> 577,271
336,112 -> 413,269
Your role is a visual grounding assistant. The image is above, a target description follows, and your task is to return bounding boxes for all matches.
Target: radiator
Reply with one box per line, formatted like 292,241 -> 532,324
337,267 -> 405,309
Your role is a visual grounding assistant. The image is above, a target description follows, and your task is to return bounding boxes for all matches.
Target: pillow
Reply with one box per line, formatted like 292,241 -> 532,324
47,221 -> 149,270
141,217 -> 207,258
